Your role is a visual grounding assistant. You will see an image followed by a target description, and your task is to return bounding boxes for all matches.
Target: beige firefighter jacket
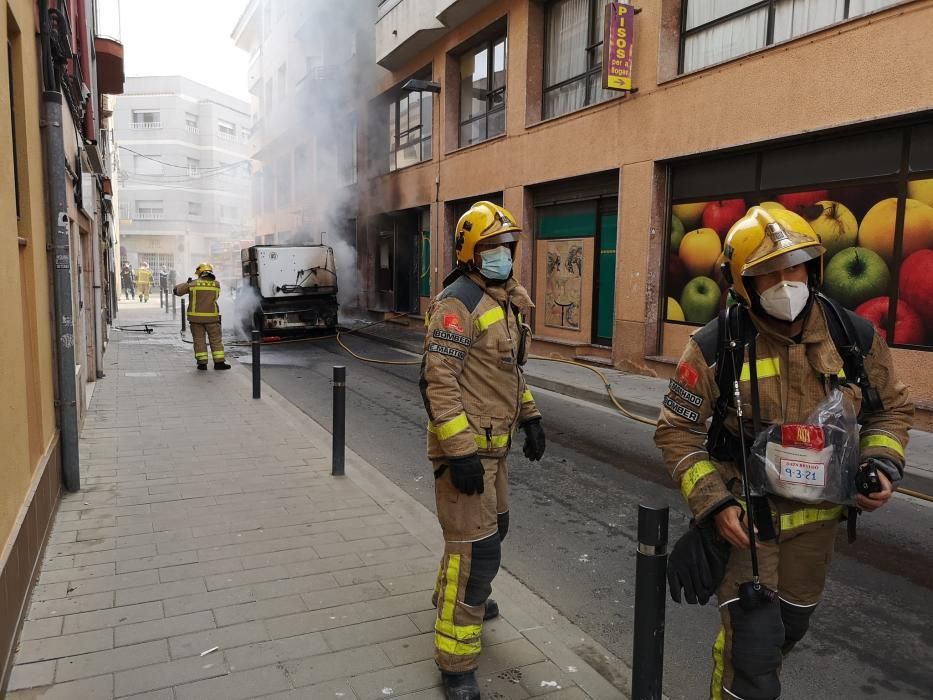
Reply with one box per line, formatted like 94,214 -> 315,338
421,271 -> 542,460
654,301 -> 913,524
136,267 -> 153,287
174,277 -> 221,324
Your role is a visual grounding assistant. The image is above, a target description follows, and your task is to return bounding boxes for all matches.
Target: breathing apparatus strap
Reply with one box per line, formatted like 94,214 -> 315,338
742,319 -> 777,543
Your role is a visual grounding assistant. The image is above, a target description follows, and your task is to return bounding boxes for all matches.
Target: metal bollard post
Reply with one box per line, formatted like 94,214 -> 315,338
172,291 -> 176,319
251,330 -> 261,399
332,366 -> 346,476
632,505 -> 669,700
180,299 -> 186,332
164,288 -> 169,314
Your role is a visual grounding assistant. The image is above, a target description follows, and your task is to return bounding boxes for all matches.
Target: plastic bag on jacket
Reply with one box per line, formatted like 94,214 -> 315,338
748,387 -> 859,505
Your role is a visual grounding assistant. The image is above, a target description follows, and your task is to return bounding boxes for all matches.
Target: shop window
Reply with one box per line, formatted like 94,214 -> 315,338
665,123 -> 933,350
543,0 -> 615,119
388,72 -> 433,172
459,35 -> 507,146
680,0 -> 904,74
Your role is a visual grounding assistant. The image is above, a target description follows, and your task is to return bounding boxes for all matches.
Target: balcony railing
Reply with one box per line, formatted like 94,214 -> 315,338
132,121 -> 162,129
134,212 -> 164,220
186,125 -> 200,135
217,131 -> 237,142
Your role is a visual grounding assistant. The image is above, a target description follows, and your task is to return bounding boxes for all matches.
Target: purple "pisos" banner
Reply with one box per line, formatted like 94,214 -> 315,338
603,2 -> 635,92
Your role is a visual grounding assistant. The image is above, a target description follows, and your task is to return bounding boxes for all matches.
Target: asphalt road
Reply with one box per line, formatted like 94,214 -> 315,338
238,333 -> 933,699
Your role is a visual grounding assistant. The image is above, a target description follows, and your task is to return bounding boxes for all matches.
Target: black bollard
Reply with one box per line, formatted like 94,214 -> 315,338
332,366 -> 346,476
164,288 -> 169,314
172,290 -> 176,319
251,330 -> 261,399
632,505 -> 669,700
180,299 -> 186,332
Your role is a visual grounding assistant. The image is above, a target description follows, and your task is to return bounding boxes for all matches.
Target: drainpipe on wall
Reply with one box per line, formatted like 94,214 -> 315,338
40,4 -> 81,493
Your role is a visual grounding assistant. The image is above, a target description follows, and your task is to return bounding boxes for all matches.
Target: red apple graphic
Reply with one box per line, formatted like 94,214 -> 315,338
667,255 -> 689,298
775,190 -> 830,216
855,297 -> 926,345
898,249 -> 933,335
702,199 -> 746,241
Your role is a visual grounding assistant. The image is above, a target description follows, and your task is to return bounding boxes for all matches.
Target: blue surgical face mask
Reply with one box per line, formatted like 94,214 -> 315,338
479,246 -> 512,281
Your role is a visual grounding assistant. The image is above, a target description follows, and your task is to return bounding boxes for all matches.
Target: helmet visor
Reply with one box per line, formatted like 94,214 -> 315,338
743,243 -> 824,276
480,231 -> 518,247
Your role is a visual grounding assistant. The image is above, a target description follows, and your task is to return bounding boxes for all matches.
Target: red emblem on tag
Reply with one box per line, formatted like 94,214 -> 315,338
443,314 -> 464,333
676,362 -> 699,389
781,424 -> 825,451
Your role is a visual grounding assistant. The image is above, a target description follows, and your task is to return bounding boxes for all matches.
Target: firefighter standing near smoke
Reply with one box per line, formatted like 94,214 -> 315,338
655,207 -> 912,699
174,262 -> 231,370
420,201 -> 546,700
136,262 -> 153,303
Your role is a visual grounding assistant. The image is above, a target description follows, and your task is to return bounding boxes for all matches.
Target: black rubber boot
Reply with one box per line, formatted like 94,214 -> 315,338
441,671 -> 480,700
214,362 -> 232,370
196,363 -> 208,371
484,598 -> 499,621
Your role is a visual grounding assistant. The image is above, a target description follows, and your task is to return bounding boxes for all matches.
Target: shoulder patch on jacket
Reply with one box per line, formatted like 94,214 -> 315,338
691,318 -> 720,367
439,275 -> 485,313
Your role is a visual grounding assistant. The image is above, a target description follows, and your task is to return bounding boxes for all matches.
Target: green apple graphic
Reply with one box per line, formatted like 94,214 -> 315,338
670,215 -> 685,254
680,276 -> 721,324
822,247 -> 891,309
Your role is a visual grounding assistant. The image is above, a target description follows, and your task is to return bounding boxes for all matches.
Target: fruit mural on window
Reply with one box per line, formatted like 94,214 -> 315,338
666,181 -> 933,348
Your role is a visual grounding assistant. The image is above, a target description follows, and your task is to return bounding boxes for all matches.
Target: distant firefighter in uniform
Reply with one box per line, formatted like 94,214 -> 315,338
420,201 -> 546,700
136,262 -> 153,302
174,263 -> 231,371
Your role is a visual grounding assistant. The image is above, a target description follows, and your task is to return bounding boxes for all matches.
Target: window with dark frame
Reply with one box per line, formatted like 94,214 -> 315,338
7,40 -> 20,219
543,0 -> 614,120
679,0 -> 904,74
459,35 -> 507,147
388,72 -> 433,172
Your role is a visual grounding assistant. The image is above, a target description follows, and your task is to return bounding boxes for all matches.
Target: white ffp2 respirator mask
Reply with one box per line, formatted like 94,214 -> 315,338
759,281 -> 810,321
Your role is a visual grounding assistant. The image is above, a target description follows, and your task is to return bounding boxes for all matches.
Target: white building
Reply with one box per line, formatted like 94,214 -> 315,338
113,75 -> 252,283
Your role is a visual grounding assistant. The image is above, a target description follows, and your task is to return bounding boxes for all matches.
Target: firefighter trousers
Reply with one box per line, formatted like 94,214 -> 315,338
711,515 -> 838,700
431,455 -> 509,674
190,320 -> 225,365
137,282 -> 151,302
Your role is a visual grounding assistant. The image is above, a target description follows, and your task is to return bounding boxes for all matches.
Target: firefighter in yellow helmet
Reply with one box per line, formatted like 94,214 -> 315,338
174,262 -> 231,370
135,262 -> 153,303
655,207 -> 912,699
420,201 -> 545,700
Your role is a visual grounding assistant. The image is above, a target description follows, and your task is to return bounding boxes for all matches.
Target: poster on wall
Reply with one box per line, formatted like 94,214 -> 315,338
665,180 -> 933,348
544,239 -> 584,330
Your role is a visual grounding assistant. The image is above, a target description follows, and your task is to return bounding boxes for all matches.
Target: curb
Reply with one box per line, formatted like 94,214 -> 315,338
229,360 -> 633,699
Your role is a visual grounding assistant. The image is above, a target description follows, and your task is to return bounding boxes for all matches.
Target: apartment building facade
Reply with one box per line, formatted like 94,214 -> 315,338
1,0 -> 123,690
114,76 -> 251,284
362,0 -> 933,424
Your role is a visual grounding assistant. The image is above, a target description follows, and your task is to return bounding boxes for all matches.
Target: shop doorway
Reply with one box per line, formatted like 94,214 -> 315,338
535,196 -> 617,347
373,208 -> 426,313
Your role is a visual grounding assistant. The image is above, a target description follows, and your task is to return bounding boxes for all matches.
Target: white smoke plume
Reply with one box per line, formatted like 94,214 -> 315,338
218,284 -> 261,339
243,1 -> 382,320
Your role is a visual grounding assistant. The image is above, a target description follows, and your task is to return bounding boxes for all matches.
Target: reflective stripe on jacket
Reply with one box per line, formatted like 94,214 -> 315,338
420,271 -> 541,460
174,278 -> 221,322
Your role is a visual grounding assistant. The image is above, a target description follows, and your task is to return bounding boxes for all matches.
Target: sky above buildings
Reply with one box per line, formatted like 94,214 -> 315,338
110,0 -> 251,101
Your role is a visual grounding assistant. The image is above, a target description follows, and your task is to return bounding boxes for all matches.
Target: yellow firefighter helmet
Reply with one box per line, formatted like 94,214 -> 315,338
454,201 -> 522,265
720,206 -> 825,305
195,262 -> 214,276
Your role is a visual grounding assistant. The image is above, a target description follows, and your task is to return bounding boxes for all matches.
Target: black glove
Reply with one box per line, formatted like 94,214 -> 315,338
522,419 -> 546,461
447,453 -> 484,495
667,520 -> 731,605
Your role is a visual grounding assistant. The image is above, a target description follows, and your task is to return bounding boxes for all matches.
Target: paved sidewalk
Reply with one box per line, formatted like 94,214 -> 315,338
6,306 -> 627,700
357,320 -> 933,486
